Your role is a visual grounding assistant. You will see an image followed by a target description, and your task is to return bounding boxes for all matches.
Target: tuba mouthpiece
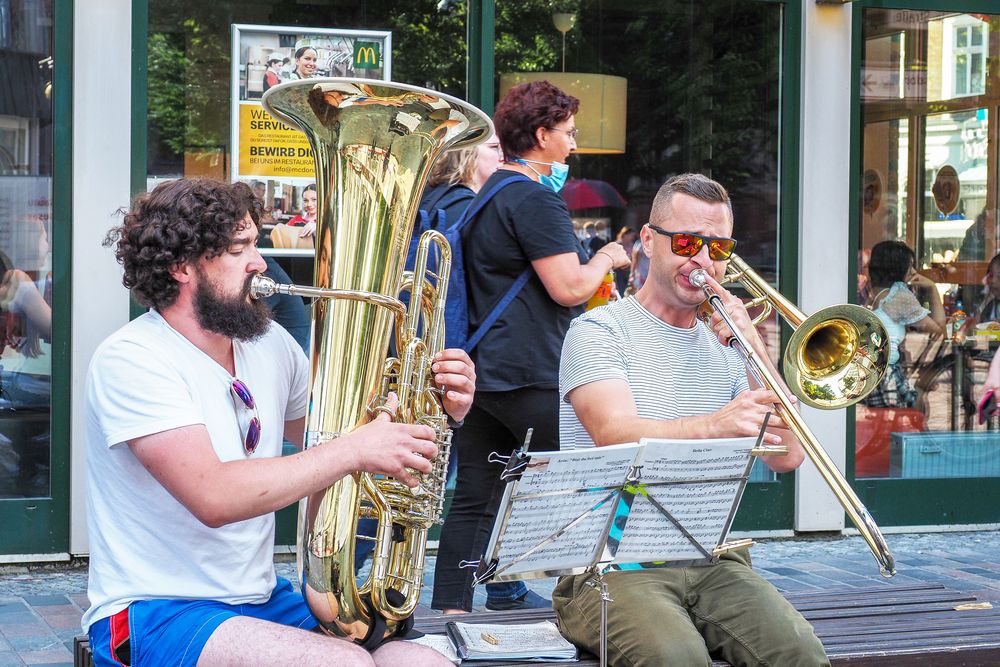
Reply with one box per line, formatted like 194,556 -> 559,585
249,273 -> 277,299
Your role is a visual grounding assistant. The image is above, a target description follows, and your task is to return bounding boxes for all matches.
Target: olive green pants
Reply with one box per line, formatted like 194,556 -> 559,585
552,551 -> 829,667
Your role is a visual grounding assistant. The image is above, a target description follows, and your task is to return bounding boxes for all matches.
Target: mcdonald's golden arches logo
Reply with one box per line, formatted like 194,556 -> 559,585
353,42 -> 380,69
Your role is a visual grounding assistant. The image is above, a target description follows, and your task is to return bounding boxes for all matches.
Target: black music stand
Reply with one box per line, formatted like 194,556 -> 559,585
470,421 -> 780,667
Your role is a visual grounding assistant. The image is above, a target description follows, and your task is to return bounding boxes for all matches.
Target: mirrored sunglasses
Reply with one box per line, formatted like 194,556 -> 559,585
231,378 -> 261,455
647,226 -> 737,261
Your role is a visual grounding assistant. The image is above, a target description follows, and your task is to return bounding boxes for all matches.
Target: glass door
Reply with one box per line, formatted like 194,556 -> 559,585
0,0 -> 69,555
855,6 -> 999,525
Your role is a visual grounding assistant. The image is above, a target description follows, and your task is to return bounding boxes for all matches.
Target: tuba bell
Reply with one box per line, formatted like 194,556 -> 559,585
254,79 -> 492,646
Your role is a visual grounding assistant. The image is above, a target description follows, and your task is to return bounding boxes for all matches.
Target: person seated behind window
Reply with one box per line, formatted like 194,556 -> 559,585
286,184 -> 317,238
972,253 -> 1000,326
863,240 -> 945,408
958,208 -> 994,263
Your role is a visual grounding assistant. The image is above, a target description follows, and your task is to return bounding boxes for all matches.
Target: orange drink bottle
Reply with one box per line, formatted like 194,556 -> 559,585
586,271 -> 615,311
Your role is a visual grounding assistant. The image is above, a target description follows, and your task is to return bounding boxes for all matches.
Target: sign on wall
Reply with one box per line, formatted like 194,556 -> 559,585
230,24 -> 391,215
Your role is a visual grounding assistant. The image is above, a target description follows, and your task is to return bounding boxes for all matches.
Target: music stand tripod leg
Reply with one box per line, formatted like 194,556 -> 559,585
588,568 -> 614,667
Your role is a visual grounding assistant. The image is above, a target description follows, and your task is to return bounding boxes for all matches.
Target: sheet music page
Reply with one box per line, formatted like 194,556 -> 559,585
610,437 -> 755,564
490,443 -> 641,576
446,620 -> 577,661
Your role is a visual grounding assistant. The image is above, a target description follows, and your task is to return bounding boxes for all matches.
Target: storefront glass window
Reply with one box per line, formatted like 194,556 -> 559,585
494,0 -> 783,482
147,1 -> 467,184
0,2 -> 54,499
146,0 -> 468,290
858,9 -> 999,480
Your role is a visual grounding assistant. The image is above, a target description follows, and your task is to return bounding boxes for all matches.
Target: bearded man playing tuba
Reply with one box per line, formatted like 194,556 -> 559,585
82,179 -> 469,667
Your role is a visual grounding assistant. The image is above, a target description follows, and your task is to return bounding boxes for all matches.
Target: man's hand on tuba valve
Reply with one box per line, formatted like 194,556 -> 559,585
432,348 -> 477,423
345,393 -> 438,488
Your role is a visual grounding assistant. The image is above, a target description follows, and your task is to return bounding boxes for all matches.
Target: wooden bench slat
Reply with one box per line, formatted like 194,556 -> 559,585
70,581 -> 1000,667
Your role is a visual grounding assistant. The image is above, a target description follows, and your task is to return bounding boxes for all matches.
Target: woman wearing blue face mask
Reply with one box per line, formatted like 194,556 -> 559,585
432,80 -> 631,615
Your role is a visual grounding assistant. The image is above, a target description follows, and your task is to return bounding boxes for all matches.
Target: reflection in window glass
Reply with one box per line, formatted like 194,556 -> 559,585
858,8 -> 1000,480
495,2 -> 782,482
923,109 -> 988,266
0,4 -> 54,499
147,0 -> 468,182
931,15 -> 989,101
146,0 -> 469,291
495,2 -> 781,281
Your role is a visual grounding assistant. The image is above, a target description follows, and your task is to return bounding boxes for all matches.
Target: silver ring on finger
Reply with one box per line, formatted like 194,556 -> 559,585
372,405 -> 396,421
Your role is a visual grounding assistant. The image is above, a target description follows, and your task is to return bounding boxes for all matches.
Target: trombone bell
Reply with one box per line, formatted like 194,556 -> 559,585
722,254 -> 889,410
784,305 -> 888,409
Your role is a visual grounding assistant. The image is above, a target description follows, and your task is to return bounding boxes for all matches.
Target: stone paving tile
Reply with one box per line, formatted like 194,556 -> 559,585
35,616 -> 80,632
65,597 -> 87,612
4,637 -> 62,654
958,567 -> 1000,579
0,652 -> 24,667
50,630 -> 79,645
757,566 -> 802,577
19,649 -> 72,665
0,615 -> 34,628
762,577 -> 823,592
0,624 -> 50,639
792,568 -> 874,587
16,599 -> 63,609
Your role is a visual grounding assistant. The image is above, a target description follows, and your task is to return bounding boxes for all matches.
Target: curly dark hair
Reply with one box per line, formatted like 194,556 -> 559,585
104,179 -> 260,309
494,80 -> 579,159
868,240 -> 915,288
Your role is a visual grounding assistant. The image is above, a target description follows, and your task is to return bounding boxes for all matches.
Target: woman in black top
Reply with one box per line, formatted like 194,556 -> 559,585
431,80 -> 630,614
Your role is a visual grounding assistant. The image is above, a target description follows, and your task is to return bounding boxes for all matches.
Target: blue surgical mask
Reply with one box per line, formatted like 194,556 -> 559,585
514,159 -> 570,193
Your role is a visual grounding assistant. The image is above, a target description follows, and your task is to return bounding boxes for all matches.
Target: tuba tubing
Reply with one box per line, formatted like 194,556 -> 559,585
690,268 -> 896,578
257,78 -> 493,646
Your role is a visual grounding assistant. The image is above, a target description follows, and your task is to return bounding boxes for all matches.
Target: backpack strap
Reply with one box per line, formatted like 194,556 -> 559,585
452,174 -> 532,233
464,269 -> 532,353
419,185 -> 476,231
459,174 -> 534,353
421,184 -> 452,212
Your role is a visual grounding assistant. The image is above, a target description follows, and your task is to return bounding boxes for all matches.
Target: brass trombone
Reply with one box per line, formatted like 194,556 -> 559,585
690,260 -> 895,577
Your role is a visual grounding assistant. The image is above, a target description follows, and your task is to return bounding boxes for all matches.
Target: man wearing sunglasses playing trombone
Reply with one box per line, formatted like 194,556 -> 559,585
553,173 -> 828,666
82,179 -> 464,667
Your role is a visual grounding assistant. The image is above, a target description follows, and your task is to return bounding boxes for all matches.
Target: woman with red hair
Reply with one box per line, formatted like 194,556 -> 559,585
431,80 -> 629,614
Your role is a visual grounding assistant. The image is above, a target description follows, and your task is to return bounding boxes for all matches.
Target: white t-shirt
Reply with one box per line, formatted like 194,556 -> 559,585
559,297 -> 749,449
82,310 -> 309,631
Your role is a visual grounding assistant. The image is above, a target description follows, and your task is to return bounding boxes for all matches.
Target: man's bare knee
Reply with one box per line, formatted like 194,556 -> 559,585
198,617 -> 375,666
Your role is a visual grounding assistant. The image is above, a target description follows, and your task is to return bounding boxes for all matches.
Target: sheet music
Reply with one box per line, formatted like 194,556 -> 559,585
489,443 -> 641,576
609,438 -> 755,564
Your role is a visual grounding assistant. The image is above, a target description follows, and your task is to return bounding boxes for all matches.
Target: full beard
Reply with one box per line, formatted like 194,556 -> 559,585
193,273 -> 272,342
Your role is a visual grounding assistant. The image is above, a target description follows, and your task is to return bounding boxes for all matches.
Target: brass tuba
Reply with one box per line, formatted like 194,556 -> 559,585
253,79 -> 492,646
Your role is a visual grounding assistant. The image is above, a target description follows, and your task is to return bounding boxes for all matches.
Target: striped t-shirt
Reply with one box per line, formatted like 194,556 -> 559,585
559,296 -> 750,450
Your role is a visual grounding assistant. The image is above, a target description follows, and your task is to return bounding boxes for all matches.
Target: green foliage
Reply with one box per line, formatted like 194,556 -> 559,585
147,33 -> 187,155
147,9 -> 232,166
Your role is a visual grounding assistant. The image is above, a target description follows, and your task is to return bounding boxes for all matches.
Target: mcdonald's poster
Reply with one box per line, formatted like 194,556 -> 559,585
230,24 -> 391,187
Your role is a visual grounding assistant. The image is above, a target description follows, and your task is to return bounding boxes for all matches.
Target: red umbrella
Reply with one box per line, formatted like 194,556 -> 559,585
560,178 -> 627,210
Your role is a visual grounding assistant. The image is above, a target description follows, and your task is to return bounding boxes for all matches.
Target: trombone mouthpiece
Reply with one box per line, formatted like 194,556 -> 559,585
689,269 -> 709,288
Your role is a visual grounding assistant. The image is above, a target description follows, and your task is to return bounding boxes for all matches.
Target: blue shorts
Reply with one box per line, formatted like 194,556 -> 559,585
88,577 -> 317,667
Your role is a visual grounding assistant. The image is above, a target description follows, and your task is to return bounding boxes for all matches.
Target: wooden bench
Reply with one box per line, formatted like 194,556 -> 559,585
73,583 -> 1000,666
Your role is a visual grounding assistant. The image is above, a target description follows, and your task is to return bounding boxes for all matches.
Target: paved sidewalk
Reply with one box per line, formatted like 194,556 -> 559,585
2,530 -> 1000,666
